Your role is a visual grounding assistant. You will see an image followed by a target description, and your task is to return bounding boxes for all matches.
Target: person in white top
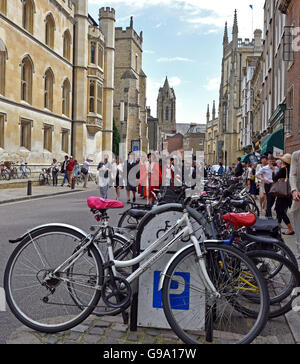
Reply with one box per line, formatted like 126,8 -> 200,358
255,156 -> 268,212
256,157 -> 279,218
112,156 -> 124,200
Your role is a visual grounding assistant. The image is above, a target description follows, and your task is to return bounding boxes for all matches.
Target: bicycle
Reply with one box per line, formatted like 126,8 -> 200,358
4,196 -> 269,344
19,162 -> 31,179
39,168 -> 51,185
0,161 -> 10,180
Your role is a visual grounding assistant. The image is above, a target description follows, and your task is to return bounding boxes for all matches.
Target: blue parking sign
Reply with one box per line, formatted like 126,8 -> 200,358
152,271 -> 190,310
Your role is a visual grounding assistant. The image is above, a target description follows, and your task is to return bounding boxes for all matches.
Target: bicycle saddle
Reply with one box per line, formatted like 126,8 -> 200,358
127,209 -> 148,219
222,212 -> 256,228
87,197 -> 124,210
249,218 -> 278,232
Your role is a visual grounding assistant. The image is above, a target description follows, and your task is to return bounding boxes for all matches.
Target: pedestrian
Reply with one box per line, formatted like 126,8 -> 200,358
67,156 -> 75,187
162,157 -> 175,187
248,162 -> 259,200
218,162 -> 224,176
51,158 -> 59,186
138,155 -> 147,198
290,150 -> 300,259
73,160 -> 80,185
82,157 -> 90,188
272,154 -> 294,235
235,157 -> 244,177
61,155 -> 69,186
126,152 -> 138,203
112,156 -> 123,201
256,156 -> 279,218
97,155 -> 112,199
146,153 -> 161,204
256,156 -> 268,213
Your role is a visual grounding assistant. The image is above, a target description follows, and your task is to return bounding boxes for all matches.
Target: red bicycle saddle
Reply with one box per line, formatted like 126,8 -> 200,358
87,197 -> 124,210
222,212 -> 256,228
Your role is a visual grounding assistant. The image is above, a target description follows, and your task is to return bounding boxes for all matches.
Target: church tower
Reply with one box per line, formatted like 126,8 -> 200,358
157,77 -> 176,137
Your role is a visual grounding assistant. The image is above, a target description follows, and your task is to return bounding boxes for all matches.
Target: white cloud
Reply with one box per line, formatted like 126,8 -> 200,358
205,77 -> 221,91
91,0 -> 265,38
157,57 -> 195,63
144,49 -> 155,54
169,76 -> 181,87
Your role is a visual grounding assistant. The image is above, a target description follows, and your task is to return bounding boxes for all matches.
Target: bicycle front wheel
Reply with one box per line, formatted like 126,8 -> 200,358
4,226 -> 102,333
162,243 -> 269,344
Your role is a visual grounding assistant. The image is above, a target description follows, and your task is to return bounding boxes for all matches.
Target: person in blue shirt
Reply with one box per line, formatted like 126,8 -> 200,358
218,162 -> 224,176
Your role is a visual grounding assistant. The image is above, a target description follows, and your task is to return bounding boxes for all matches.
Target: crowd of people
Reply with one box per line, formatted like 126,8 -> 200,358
206,151 -> 300,260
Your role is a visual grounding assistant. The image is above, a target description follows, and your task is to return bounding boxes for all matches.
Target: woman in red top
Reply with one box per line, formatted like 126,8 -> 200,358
67,156 -> 76,187
138,155 -> 147,198
146,153 -> 161,203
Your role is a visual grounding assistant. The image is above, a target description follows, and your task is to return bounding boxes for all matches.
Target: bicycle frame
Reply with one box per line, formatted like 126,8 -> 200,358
50,211 -> 219,296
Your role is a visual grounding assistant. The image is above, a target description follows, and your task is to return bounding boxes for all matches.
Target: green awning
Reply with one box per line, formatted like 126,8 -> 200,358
260,128 -> 284,156
241,154 -> 248,162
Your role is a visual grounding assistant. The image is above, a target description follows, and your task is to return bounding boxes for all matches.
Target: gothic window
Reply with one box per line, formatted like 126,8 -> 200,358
0,39 -> 7,96
20,119 -> 32,150
44,68 -> 54,111
0,114 -> 4,149
0,0 -> 7,14
89,80 -> 95,112
97,82 -> 103,115
222,103 -> 228,132
90,42 -> 96,64
21,56 -> 33,104
61,128 -> 69,153
43,124 -> 53,152
62,78 -> 71,117
286,86 -> 294,134
45,13 -> 55,49
22,0 -> 34,34
165,106 -> 169,121
98,44 -> 104,69
63,30 -> 71,61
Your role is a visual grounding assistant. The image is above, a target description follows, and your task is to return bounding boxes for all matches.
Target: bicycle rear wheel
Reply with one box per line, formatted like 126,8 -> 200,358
162,243 -> 269,344
4,226 -> 102,333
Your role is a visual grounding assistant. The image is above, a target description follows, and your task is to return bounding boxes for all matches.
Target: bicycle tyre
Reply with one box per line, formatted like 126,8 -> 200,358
39,173 -> 45,185
162,243 -> 269,344
117,209 -> 140,231
4,226 -> 103,333
246,250 -> 300,318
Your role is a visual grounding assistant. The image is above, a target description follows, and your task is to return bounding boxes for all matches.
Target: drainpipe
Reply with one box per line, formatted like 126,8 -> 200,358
71,21 -> 76,157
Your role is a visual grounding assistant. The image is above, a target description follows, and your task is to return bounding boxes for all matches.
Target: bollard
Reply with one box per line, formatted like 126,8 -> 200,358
71,177 -> 75,190
27,180 -> 32,196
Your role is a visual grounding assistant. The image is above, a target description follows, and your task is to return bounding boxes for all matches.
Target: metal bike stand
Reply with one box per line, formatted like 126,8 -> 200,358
129,238 -> 140,331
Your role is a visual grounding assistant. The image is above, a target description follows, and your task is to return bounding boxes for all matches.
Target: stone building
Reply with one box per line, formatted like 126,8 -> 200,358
217,11 -> 263,166
259,0 -> 287,157
113,17 -> 148,156
157,77 -> 176,143
183,123 -> 206,156
0,0 -> 115,166
146,107 -> 159,152
204,101 -> 219,165
279,0 -> 300,153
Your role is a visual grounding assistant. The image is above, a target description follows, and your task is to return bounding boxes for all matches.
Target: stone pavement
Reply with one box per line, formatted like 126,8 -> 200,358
1,183 -> 300,344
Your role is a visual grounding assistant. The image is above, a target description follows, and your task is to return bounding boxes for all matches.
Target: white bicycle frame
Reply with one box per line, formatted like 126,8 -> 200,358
51,211 -> 219,296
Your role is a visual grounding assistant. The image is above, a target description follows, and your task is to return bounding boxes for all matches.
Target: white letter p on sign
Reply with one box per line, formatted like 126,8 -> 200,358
0,287 -> 6,312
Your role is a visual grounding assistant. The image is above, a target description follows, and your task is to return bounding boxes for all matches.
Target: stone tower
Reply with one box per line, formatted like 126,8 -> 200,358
113,17 -> 148,156
99,7 -> 116,153
157,77 -> 176,138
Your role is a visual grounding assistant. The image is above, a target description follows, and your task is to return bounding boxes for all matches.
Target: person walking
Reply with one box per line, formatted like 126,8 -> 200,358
256,157 -> 278,218
126,152 -> 138,203
272,154 -> 294,235
67,156 -> 75,187
290,150 -> 300,259
235,157 -> 244,177
51,158 -> 59,186
218,162 -> 224,176
61,155 -> 69,187
256,156 -> 268,213
97,155 -> 112,199
248,163 -> 259,200
82,158 -> 90,188
112,156 -> 123,201
73,160 -> 80,185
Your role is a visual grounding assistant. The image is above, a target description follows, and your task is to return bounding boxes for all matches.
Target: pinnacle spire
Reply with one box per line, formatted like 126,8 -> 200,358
206,104 -> 210,122
223,22 -> 228,45
212,100 -> 216,119
163,76 -> 170,89
232,9 -> 238,35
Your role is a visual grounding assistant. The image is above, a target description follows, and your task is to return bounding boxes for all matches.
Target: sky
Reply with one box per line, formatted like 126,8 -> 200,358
88,0 -> 265,125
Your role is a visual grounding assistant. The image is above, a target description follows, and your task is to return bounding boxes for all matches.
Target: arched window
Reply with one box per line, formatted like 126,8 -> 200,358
90,42 -> 96,64
0,39 -> 7,96
44,68 -> 54,111
21,56 -> 33,104
22,0 -> 34,34
62,78 -> 70,117
0,0 -> 7,15
63,30 -> 71,61
45,13 -> 55,49
165,106 -> 169,121
89,80 -> 95,112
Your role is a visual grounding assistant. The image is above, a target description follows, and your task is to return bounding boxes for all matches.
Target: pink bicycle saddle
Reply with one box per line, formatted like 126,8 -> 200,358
87,196 -> 124,210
